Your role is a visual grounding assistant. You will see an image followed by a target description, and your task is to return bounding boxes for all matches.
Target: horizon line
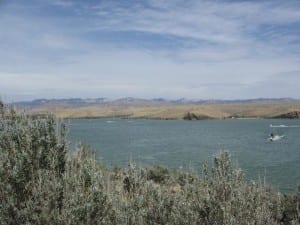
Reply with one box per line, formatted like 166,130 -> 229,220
7,96 -> 299,103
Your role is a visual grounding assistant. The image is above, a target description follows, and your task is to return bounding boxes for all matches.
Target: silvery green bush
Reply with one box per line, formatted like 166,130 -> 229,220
0,100 -> 299,225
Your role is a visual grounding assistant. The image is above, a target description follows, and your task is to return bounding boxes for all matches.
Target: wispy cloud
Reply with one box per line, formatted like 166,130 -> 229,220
51,0 -> 74,7
89,0 -> 300,44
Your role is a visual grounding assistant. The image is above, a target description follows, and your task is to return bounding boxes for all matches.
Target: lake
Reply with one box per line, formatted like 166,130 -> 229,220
68,118 -> 300,192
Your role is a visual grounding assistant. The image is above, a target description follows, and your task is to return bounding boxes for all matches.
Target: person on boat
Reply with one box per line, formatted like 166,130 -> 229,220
269,133 -> 274,141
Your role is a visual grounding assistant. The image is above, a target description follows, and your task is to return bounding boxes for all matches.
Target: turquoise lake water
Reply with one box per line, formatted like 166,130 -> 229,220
68,118 -> 300,192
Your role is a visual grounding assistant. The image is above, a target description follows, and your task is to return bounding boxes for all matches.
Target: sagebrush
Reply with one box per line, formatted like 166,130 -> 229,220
0,101 -> 299,225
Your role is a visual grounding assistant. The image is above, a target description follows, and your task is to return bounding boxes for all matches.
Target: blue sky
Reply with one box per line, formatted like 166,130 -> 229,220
0,0 -> 300,101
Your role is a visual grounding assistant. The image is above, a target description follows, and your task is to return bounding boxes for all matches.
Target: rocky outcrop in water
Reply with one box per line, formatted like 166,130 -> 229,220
183,112 -> 212,120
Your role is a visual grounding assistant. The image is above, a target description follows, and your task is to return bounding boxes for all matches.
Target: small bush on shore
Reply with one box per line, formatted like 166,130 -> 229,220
0,100 -> 299,225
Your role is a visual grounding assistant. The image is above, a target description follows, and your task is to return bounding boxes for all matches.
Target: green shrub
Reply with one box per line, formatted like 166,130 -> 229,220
147,165 -> 170,184
0,103 -> 67,224
281,187 -> 300,225
0,103 -> 113,224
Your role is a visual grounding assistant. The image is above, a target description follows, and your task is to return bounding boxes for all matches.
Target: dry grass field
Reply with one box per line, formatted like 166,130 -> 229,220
27,102 -> 300,119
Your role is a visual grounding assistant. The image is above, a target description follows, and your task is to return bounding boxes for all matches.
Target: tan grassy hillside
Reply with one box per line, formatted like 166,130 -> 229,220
27,102 -> 300,119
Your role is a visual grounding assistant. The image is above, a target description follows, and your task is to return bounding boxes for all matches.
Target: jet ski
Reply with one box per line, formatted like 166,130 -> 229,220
269,133 -> 284,141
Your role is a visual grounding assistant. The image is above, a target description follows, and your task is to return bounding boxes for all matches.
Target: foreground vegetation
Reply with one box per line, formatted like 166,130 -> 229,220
0,101 -> 299,225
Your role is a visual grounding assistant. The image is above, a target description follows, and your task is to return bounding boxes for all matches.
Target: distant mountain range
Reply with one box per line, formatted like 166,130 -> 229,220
14,97 -> 299,109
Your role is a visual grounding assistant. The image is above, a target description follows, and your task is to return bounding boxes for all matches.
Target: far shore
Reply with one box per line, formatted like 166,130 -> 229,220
24,103 -> 300,120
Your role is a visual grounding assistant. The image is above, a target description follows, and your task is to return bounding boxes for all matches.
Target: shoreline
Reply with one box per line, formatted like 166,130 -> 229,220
62,115 -> 300,120
20,102 -> 300,120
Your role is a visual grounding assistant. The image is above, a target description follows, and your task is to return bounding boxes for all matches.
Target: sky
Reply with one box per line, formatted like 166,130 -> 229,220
0,0 -> 300,101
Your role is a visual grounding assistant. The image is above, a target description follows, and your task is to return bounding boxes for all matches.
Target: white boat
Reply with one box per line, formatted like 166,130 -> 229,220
269,134 -> 284,141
